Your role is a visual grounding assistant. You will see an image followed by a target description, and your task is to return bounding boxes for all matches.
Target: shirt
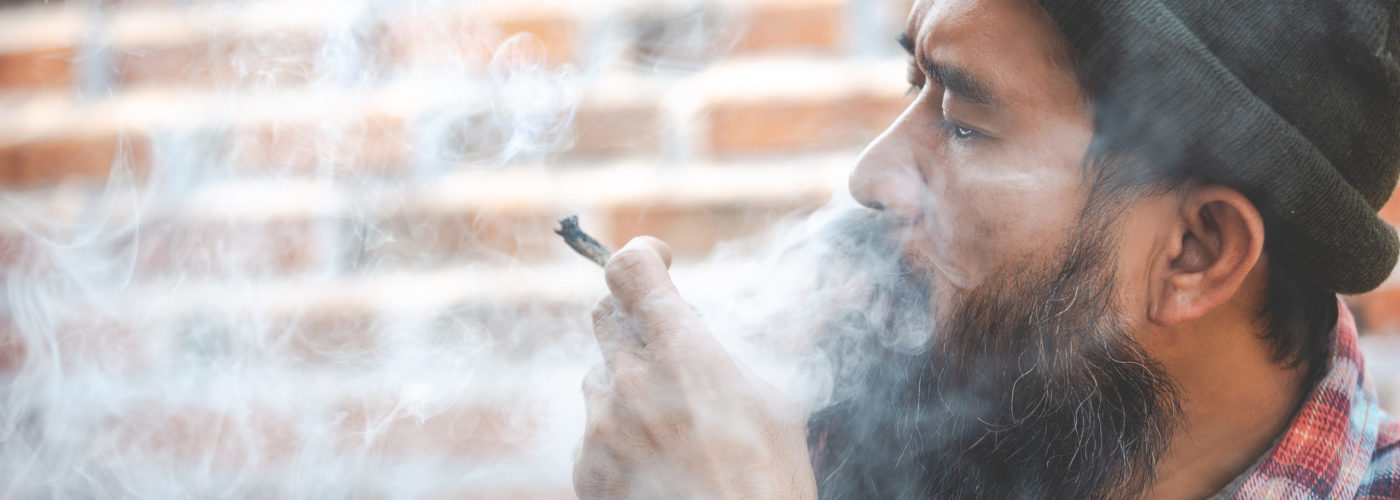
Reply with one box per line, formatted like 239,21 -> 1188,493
1227,298 -> 1400,499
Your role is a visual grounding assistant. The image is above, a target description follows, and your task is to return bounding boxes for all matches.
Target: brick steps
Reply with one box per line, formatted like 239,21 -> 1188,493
1,160 -> 849,378
0,56 -> 903,189
3,247 -> 833,377
11,0 -> 1399,494
16,365 -> 589,483
0,1 -> 577,89
0,153 -> 851,374
0,3 -> 85,89
0,55 -> 906,142
0,151 -> 851,259
0,0 -> 869,92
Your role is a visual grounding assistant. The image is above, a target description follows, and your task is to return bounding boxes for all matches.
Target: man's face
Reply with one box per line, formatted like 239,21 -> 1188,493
849,0 -> 1097,313
811,1 -> 1183,497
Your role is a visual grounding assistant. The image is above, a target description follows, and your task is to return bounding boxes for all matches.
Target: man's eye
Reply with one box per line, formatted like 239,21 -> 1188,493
942,120 -> 979,140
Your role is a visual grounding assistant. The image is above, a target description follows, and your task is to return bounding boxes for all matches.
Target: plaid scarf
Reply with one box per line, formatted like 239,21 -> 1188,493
1231,299 -> 1400,499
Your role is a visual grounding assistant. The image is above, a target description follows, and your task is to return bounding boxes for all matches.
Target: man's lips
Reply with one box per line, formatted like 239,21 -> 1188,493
875,193 -> 971,291
886,218 -> 969,296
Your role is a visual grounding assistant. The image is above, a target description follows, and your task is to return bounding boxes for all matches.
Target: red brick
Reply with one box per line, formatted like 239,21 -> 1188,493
0,235 -> 156,372
0,231 -> 56,285
383,7 -> 577,72
433,301 -> 593,361
49,317 -> 153,372
498,13 -> 578,66
0,135 -> 151,189
628,6 -> 729,69
336,397 -> 538,459
570,101 -> 662,158
126,216 -> 328,279
381,15 -> 490,71
1341,190 -> 1400,335
111,33 -> 322,88
0,231 -> 20,274
706,93 -> 906,155
0,319 -> 21,373
0,312 -> 153,374
0,46 -> 74,90
1354,287 -> 1400,334
1379,185 -> 1400,226
708,100 -> 834,154
113,406 -> 298,467
229,113 -> 410,174
349,208 -> 560,268
732,1 -> 846,54
847,93 -> 912,131
283,306 -> 380,366
609,197 -> 829,256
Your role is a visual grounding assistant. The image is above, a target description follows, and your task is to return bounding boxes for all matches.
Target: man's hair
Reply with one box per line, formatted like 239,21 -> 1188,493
1043,20 -> 1338,385
1082,128 -> 1338,387
1038,2 -> 1347,386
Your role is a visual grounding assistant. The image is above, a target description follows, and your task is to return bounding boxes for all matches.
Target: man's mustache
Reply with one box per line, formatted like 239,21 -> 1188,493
817,208 -> 936,353
819,208 -> 905,263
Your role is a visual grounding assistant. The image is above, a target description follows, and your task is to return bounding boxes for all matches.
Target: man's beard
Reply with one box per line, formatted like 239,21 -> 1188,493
807,201 -> 1182,500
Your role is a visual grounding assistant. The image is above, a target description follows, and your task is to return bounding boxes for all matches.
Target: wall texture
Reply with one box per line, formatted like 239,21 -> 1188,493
2,0 -> 1399,498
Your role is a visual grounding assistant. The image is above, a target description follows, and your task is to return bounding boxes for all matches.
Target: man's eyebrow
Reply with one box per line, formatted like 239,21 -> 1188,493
925,61 -> 998,105
896,33 -> 999,106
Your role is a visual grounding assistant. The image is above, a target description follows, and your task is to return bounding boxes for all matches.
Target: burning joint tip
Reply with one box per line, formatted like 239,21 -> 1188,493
555,215 -> 612,268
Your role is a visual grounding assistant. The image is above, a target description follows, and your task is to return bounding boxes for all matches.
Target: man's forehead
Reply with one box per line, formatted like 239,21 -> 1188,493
906,0 -> 990,42
905,0 -> 1082,110
905,0 -> 1012,104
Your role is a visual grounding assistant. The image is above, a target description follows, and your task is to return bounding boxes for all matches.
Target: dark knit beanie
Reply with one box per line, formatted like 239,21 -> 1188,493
1036,0 -> 1400,294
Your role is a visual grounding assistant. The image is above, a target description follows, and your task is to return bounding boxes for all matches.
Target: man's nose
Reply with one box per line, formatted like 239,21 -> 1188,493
848,121 -> 926,223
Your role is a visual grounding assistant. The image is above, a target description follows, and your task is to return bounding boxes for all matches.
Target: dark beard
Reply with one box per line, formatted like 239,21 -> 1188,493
807,205 -> 1181,500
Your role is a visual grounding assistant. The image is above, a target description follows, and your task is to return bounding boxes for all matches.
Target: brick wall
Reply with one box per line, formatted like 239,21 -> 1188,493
2,0 -> 1398,497
0,0 -> 911,497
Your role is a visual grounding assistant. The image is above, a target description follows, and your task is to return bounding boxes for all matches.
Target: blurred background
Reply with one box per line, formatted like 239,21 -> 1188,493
3,0 -> 1400,498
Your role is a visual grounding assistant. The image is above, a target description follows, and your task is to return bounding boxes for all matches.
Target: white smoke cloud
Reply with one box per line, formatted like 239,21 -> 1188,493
0,0 -> 893,497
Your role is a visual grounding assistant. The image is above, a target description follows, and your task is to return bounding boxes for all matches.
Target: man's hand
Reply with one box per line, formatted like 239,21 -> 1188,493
573,236 -> 819,500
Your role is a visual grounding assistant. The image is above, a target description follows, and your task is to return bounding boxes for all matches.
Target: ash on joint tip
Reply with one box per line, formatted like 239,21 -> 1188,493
555,215 -> 613,267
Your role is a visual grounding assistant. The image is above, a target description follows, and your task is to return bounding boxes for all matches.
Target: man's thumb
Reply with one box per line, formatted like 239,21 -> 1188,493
604,236 -> 687,344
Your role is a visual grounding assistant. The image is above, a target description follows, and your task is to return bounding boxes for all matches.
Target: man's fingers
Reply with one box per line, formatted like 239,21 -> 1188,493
591,295 -> 643,367
633,236 -> 673,269
582,363 -> 612,407
604,237 -> 675,301
604,237 -> 693,345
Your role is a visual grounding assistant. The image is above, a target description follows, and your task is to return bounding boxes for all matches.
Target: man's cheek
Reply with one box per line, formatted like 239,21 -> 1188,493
975,191 -> 1082,260
918,199 -> 1007,290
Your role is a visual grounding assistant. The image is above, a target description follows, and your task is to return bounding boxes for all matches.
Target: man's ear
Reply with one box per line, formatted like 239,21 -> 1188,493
1147,183 -> 1265,326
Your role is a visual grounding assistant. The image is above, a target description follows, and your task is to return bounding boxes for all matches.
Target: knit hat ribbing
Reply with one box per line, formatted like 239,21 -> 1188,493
1037,0 -> 1400,294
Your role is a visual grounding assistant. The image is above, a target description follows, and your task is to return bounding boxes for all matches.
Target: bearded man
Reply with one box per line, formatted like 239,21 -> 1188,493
571,0 -> 1400,498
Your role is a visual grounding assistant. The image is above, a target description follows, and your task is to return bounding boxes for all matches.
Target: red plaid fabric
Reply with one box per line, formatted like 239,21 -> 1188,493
1231,299 -> 1400,499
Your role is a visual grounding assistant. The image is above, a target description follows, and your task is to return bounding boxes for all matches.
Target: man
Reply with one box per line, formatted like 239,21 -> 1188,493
572,0 -> 1400,498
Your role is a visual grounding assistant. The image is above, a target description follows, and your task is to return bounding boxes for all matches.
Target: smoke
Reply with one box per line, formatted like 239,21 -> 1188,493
10,0 -> 1340,497
5,1 -> 584,498
0,0 -> 908,497
671,205 -> 924,412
